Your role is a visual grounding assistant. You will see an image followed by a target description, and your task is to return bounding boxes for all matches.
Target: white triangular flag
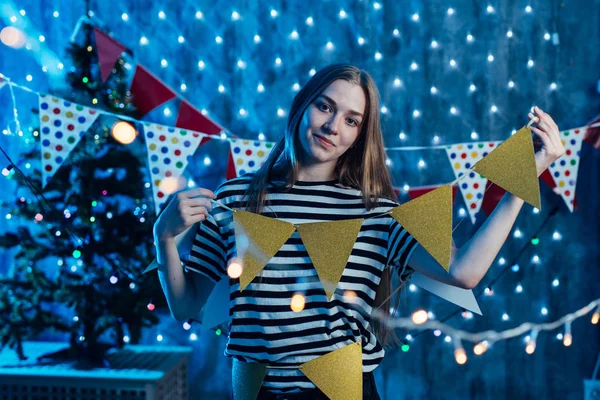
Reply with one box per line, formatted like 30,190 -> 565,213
143,123 -> 204,215
39,94 -> 99,187
547,127 -> 585,212
410,273 -> 482,315
445,142 -> 500,223
228,139 -> 274,177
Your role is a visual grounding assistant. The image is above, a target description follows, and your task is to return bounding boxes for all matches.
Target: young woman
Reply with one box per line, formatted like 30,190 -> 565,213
154,64 -> 564,399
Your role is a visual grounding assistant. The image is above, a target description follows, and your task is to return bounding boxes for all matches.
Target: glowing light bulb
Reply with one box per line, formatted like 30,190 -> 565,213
470,84 -> 477,92
412,309 -> 428,324
454,340 -> 467,364
411,13 -> 419,21
306,16 -> 314,26
227,260 -> 243,279
112,122 -> 137,144
507,29 -> 513,38
158,11 -> 166,19
563,322 -> 572,346
473,341 -> 488,355
290,294 -> 306,312
254,34 -> 261,43
466,34 -> 474,42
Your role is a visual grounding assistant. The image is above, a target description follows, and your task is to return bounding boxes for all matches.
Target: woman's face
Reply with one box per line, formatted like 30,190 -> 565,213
297,79 -> 366,168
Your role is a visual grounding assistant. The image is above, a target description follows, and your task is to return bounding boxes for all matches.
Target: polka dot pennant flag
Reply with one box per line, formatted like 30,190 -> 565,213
39,94 -> 100,188
445,142 -> 501,224
227,139 -> 274,177
547,127 -> 585,212
143,123 -> 205,215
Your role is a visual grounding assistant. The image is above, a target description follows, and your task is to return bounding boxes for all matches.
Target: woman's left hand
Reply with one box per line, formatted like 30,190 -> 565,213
528,106 -> 565,177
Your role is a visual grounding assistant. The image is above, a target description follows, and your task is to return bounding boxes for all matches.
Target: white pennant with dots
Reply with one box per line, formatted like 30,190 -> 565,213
547,127 -> 585,212
39,94 -> 100,188
143,123 -> 205,215
445,142 -> 501,224
228,138 -> 274,176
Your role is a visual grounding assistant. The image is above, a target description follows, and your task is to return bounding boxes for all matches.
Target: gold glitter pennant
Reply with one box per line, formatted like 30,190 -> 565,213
390,185 -> 453,271
233,209 -> 296,291
473,126 -> 541,209
231,359 -> 268,400
296,218 -> 364,300
299,342 -> 362,400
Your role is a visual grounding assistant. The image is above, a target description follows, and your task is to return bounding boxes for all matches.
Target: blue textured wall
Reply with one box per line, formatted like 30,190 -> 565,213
1,1 -> 599,399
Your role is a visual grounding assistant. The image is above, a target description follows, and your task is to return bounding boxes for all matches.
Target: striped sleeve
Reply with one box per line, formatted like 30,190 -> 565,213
387,218 -> 420,281
183,186 -> 233,283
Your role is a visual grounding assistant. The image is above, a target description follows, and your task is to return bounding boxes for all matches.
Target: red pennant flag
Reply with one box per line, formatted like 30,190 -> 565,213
175,100 -> 223,135
585,114 -> 600,150
226,148 -> 237,180
130,65 -> 177,115
403,184 -> 458,201
93,28 -> 127,82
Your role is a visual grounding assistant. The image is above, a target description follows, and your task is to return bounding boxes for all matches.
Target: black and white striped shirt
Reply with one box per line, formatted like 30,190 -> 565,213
184,174 -> 419,393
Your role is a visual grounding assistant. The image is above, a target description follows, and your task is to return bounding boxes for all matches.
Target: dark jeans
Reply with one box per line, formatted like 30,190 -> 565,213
256,371 -> 380,400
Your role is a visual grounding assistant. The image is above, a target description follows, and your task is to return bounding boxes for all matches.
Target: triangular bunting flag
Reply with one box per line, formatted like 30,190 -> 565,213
299,342 -> 362,400
227,139 -> 274,178
0,77 -> 6,91
175,100 -> 223,135
473,127 -> 541,209
143,123 -> 205,215
410,273 -> 482,315
130,64 -> 177,115
232,210 -> 296,291
93,27 -> 127,82
584,114 -> 600,150
39,94 -> 99,188
390,185 -> 453,272
201,277 -> 230,333
445,142 -> 500,224
547,127 -> 585,212
406,184 -> 458,201
296,219 -> 364,300
232,360 -> 268,400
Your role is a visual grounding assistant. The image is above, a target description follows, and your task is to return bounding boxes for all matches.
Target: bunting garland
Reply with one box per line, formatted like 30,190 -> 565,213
142,123 -> 205,215
93,27 -> 127,82
129,64 -> 177,115
38,94 -> 100,188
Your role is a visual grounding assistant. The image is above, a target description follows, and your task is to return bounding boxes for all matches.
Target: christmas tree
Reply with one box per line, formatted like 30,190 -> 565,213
0,21 -> 163,365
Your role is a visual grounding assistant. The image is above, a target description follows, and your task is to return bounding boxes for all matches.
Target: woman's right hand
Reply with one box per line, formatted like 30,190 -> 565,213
153,188 -> 217,243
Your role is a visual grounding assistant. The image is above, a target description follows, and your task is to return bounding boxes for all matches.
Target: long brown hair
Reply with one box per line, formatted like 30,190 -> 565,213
242,64 -> 403,347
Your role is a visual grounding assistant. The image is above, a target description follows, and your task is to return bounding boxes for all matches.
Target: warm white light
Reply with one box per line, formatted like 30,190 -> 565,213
309,68 -> 316,76
0,27 -> 26,49
140,36 -> 148,45
466,34 -> 474,42
412,309 -> 428,324
157,334 -> 163,342
430,40 -> 438,48
550,82 -> 557,90
237,59 -> 246,69
339,9 -> 347,19
410,62 -> 418,71
502,313 -> 509,321
178,36 -> 185,43
158,11 -> 166,19
412,109 -> 420,118
122,13 -> 129,21
450,107 -> 458,115
227,260 -> 243,278
306,16 -> 314,26
552,279 -> 559,287
254,34 -> 261,43
180,83 -> 187,91
164,108 -> 171,117
53,11 -> 59,17
394,78 -> 402,87
39,35 -> 45,42
514,229 -> 522,238
374,52 -> 382,61
161,59 -> 168,68
473,341 -> 488,355
469,84 -> 476,92
412,13 -> 419,21
528,59 -> 534,68
292,82 -> 300,91
488,54 -> 494,62
326,42 -> 334,51
275,57 -> 282,65
544,32 -> 551,41
111,121 -> 137,144
471,131 -> 478,140
399,132 -> 406,140
532,255 -> 540,263
195,11 -> 203,19
198,60 -> 205,69
231,11 -> 240,20
487,5 -> 495,13
290,294 -> 306,312
277,108 -> 285,117
541,307 -> 548,315
553,231 -> 562,240
508,80 -> 515,88
270,9 -> 278,18
239,108 -> 247,116
393,28 -> 400,37
26,74 -> 32,82
490,105 -> 498,113
447,8 -> 455,15
525,5 -> 532,13
215,36 -> 223,44
257,83 -> 265,92
380,106 -> 388,114
507,30 -> 513,38
290,30 -> 299,40
433,135 -> 440,144
218,84 -> 225,93
449,59 -> 457,67
357,37 -> 365,45
430,86 -> 437,94
418,159 -> 426,168
258,133 -> 265,140
373,2 -> 381,10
